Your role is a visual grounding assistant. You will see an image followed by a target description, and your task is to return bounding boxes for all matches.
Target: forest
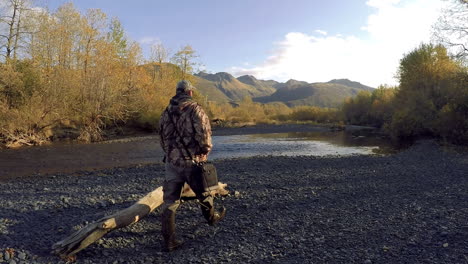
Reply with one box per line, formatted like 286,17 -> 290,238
0,0 -> 467,148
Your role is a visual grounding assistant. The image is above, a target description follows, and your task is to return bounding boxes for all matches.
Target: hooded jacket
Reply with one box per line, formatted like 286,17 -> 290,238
159,93 -> 212,167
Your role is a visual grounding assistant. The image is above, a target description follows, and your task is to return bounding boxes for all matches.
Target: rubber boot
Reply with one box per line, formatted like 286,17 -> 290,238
161,209 -> 183,252
201,203 -> 227,226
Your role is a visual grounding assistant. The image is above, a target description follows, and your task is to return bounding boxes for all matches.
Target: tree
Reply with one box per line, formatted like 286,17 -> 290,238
171,45 -> 199,80
107,17 -> 127,60
397,43 -> 459,109
0,0 -> 32,61
389,43 -> 468,142
341,91 -> 373,125
0,62 -> 24,107
432,0 -> 468,60
149,41 -> 170,81
150,41 -> 169,65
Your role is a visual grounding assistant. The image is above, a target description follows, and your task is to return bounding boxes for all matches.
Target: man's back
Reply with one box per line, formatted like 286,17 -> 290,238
159,92 -> 212,167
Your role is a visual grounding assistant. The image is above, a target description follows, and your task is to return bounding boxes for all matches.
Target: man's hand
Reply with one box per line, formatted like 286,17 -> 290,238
199,154 -> 208,162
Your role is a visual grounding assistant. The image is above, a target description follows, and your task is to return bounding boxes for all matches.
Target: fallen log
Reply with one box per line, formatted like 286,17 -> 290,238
52,182 -> 229,258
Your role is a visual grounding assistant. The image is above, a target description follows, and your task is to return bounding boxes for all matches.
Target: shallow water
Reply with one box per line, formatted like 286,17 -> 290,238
0,130 -> 395,179
210,131 -> 393,160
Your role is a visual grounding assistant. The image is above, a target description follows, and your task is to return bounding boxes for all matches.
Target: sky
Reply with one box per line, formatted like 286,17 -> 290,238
41,0 -> 446,87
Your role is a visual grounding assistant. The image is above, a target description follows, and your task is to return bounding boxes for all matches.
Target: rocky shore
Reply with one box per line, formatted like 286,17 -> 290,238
0,140 -> 467,263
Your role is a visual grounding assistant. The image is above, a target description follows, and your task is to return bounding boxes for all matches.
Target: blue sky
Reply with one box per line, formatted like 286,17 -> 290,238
42,0 -> 445,87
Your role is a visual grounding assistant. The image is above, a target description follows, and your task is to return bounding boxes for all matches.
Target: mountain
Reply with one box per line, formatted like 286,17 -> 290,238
194,72 -> 276,101
236,75 -> 277,95
254,79 -> 374,108
327,79 -> 374,91
194,71 -> 374,107
192,75 -> 232,102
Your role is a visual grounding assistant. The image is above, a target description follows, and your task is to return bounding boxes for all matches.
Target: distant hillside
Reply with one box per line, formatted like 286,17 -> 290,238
194,71 -> 374,107
236,75 -> 277,95
328,79 -> 374,91
192,75 -> 232,102
254,79 -> 375,108
195,72 -> 276,101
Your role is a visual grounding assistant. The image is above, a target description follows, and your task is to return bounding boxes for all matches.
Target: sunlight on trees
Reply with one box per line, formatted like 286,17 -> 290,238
342,43 -> 468,144
171,45 -> 199,80
0,3 -> 176,146
0,2 -> 466,148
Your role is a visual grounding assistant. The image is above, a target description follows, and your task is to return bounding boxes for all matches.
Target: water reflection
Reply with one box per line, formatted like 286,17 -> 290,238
210,131 -> 394,160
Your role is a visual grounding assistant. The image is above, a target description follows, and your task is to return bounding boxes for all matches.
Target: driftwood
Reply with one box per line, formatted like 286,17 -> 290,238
52,182 -> 229,258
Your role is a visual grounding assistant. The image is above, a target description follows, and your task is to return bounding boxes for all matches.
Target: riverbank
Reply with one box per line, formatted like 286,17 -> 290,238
0,122 -> 360,150
0,140 -> 466,263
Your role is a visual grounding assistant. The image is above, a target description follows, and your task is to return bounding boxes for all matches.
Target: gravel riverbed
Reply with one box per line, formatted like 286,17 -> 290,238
0,140 -> 467,264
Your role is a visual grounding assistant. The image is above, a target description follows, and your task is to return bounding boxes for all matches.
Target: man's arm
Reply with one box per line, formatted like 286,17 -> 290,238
192,104 -> 212,155
158,110 -> 168,153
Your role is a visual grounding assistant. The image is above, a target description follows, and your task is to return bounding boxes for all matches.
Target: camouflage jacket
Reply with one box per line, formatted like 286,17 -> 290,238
159,93 -> 212,167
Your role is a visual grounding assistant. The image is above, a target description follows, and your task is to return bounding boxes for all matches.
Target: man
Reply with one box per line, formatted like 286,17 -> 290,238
158,80 -> 226,252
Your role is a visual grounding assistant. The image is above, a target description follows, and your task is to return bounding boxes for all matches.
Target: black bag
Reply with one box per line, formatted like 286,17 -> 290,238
192,161 -> 219,192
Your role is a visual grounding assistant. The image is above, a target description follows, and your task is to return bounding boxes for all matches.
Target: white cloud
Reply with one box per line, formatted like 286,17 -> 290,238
229,0 -> 445,87
366,0 -> 402,8
315,29 -> 328,36
139,36 -> 160,45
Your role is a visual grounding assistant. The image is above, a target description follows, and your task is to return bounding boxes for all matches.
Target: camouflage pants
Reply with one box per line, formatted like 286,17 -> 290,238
162,162 -> 213,213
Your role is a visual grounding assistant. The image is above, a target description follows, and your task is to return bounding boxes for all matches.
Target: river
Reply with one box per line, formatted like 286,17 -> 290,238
0,129 -> 396,180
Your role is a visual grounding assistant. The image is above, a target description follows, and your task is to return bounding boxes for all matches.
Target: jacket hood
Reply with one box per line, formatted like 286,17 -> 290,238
168,93 -> 193,114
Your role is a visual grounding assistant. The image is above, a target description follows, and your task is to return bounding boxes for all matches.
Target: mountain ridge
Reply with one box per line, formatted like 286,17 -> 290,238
194,71 -> 374,107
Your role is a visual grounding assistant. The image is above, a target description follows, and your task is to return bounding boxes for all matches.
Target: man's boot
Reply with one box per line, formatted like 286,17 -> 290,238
201,202 -> 227,226
161,209 -> 183,252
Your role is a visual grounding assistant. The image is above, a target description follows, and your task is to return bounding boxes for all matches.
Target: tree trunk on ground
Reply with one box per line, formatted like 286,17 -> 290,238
52,182 -> 229,258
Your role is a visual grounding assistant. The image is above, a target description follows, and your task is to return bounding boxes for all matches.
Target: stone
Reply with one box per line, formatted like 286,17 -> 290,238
17,252 -> 26,260
61,196 -> 71,204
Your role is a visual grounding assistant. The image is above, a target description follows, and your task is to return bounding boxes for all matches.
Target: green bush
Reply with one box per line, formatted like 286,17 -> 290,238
341,43 -> 467,145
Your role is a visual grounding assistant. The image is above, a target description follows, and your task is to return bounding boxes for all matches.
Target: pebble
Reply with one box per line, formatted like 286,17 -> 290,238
60,196 -> 71,204
18,253 -> 26,260
0,140 -> 466,263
